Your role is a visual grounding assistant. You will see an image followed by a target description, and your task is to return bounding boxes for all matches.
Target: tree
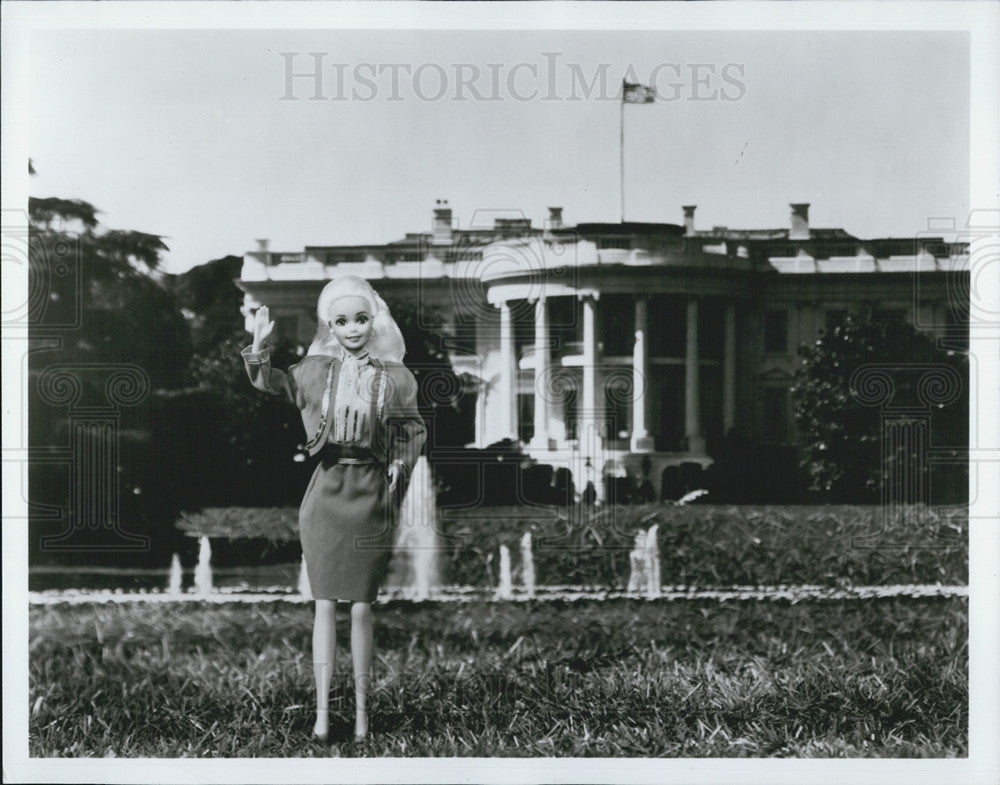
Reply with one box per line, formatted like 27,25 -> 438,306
161,254 -> 244,354
382,296 -> 467,449
28,196 -> 192,393
187,326 -> 310,507
791,305 -> 967,503
28,195 -> 195,564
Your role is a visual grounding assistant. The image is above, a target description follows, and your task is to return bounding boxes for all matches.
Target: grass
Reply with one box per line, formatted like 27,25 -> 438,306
29,596 -> 966,758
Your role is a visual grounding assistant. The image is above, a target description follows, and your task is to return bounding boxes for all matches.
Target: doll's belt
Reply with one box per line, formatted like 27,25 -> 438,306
319,444 -> 378,465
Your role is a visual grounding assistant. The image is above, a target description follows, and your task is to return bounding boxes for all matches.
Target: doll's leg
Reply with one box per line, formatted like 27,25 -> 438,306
350,601 -> 373,739
312,599 -> 337,741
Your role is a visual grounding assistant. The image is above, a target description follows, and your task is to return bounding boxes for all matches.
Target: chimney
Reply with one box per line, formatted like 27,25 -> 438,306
789,203 -> 810,240
682,205 -> 697,236
547,206 -> 563,229
432,199 -> 453,245
253,238 -> 272,266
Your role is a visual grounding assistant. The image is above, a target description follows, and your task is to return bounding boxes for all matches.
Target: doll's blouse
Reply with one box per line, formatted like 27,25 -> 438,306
241,344 -> 426,480
330,352 -> 374,446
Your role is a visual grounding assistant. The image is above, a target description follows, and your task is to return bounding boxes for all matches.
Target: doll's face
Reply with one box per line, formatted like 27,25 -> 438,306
329,296 -> 373,354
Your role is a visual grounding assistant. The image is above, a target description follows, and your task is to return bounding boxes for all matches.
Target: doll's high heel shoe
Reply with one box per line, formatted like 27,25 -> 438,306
353,708 -> 369,742
313,708 -> 330,743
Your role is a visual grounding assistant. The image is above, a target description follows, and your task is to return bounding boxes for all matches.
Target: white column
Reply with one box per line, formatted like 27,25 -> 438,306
475,379 -> 487,448
723,303 -> 736,434
685,297 -> 705,453
631,296 -> 654,452
581,295 -> 597,445
578,295 -> 603,503
531,297 -> 551,449
499,301 -> 517,440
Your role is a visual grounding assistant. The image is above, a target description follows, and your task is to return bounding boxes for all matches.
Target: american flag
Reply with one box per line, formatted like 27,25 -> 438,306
622,81 -> 656,104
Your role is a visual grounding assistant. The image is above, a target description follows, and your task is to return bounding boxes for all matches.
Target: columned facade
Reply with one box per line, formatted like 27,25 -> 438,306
482,285 -> 721,498
462,280 -> 734,496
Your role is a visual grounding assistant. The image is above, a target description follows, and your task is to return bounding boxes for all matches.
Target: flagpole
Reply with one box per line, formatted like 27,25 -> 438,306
619,81 -> 625,223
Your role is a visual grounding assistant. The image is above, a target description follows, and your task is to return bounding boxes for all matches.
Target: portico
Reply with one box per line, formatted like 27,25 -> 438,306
480,234 -> 748,500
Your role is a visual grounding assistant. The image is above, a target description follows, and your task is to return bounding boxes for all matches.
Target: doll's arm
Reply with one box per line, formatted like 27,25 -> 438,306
241,345 -> 298,403
384,365 -> 427,482
241,304 -> 299,402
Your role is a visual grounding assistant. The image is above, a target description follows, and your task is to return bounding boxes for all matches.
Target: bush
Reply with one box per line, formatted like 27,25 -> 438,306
440,504 -> 967,588
791,306 -> 968,503
175,506 -> 300,541
175,504 -> 967,588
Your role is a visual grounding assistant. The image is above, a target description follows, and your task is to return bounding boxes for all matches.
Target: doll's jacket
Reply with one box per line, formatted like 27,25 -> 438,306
241,345 -> 426,480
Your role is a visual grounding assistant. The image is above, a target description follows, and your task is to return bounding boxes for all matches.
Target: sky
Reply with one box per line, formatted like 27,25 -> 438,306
26,28 -> 971,274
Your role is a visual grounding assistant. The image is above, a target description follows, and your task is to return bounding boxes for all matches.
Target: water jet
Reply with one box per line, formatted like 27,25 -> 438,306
193,536 -> 213,595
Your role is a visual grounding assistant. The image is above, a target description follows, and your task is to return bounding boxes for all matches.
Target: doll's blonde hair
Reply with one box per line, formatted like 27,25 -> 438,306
307,275 -> 406,362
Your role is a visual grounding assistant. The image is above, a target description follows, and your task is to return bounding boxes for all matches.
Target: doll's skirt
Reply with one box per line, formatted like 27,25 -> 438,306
298,450 -> 396,603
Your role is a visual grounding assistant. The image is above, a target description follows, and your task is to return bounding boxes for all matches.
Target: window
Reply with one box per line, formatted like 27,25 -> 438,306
762,386 -> 789,443
648,295 -> 685,357
549,297 -> 581,357
518,393 -> 534,443
652,365 -> 684,452
563,383 -> 579,441
699,365 -> 723,453
598,295 -> 633,357
764,310 -> 788,354
603,367 -> 632,440
698,300 -> 724,360
512,299 -> 534,364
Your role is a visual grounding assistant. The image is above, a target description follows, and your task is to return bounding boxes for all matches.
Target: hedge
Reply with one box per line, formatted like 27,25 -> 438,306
175,504 -> 967,588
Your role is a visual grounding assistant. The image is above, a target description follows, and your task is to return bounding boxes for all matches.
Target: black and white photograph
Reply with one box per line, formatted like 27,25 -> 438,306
3,2 -> 999,783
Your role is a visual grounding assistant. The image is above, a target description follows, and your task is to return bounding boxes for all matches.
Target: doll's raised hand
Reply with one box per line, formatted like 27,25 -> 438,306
252,306 -> 275,354
387,462 -> 401,494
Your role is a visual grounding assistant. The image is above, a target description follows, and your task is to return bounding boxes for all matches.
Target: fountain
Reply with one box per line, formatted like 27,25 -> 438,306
193,535 -> 213,596
388,456 -> 440,600
645,524 -> 661,598
520,531 -> 535,599
167,553 -> 183,596
496,544 -> 513,600
627,526 -> 662,598
627,529 -> 647,593
297,554 -> 312,599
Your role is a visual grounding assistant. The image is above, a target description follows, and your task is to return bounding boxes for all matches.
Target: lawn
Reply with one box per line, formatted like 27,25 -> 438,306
29,596 -> 967,757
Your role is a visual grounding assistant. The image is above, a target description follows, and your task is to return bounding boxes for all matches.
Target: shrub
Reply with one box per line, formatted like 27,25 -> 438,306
439,504 -> 966,588
791,306 -> 968,503
175,504 -> 967,588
